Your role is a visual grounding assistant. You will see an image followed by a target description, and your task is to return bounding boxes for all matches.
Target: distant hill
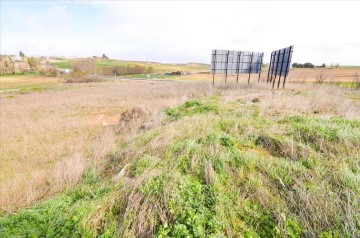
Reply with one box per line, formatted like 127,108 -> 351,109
49,58 -> 210,73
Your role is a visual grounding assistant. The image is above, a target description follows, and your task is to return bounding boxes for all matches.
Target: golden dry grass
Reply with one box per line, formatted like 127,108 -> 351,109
0,74 -> 61,92
0,79 -> 214,212
287,68 -> 360,82
180,67 -> 360,83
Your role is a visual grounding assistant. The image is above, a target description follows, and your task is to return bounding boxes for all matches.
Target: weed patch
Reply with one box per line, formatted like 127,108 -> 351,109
156,177 -> 224,237
0,181 -> 112,237
164,99 -> 218,119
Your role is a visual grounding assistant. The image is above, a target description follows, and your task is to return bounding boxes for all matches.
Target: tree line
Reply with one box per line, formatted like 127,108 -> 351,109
292,62 -> 340,68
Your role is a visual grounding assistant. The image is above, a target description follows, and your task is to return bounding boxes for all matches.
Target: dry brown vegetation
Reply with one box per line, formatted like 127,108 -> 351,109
287,68 -> 360,82
0,79 -> 213,212
181,67 -> 360,83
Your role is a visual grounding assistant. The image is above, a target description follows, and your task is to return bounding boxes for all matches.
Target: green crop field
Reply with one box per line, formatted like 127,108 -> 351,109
49,61 -> 73,69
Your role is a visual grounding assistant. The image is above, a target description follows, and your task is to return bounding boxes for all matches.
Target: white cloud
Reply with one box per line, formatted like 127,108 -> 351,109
1,1 -> 360,65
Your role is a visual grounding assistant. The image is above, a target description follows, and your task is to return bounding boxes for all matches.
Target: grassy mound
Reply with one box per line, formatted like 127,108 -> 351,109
1,96 -> 359,237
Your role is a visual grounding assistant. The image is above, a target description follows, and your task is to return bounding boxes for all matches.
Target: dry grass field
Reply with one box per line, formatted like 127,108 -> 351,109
0,74 -> 61,93
287,68 -> 360,82
180,67 -> 360,84
1,72 -> 360,237
0,76 -> 214,212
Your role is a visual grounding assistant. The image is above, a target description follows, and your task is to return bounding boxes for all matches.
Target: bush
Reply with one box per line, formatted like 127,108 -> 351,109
101,65 -> 152,76
351,73 -> 360,90
303,62 -> 315,68
72,60 -> 96,74
40,68 -> 58,77
64,71 -> 103,83
27,57 -> 39,72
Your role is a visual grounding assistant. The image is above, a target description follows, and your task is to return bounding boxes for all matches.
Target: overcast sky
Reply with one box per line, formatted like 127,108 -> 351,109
1,1 -> 359,65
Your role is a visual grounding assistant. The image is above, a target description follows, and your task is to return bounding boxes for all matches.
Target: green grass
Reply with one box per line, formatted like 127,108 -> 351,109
0,72 -> 40,77
1,82 -> 59,94
49,61 -> 72,69
338,81 -> 360,89
1,97 -> 359,237
0,170 -> 118,237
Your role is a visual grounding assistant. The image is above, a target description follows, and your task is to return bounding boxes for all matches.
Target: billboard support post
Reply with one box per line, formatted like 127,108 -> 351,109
258,52 -> 264,83
272,50 -> 280,89
236,51 -> 241,83
212,50 -> 217,86
248,52 -> 254,85
282,46 -> 293,88
224,50 -> 230,86
277,49 -> 285,89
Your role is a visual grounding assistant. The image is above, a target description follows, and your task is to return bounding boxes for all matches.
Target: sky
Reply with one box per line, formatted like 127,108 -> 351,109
1,1 -> 360,65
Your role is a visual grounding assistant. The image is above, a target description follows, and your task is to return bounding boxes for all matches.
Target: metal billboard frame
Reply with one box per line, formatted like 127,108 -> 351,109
267,46 -> 294,89
211,50 -> 264,85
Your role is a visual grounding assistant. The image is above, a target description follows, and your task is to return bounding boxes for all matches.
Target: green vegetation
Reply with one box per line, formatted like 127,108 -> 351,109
164,99 -> 219,119
1,97 -> 359,237
292,62 -> 315,68
0,72 -> 39,77
0,82 -> 59,93
49,61 -> 72,69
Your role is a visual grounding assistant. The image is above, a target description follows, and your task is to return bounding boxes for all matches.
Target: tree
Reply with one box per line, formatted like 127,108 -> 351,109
146,66 -> 154,73
292,63 -> 304,68
102,54 -> 109,59
27,57 -> 39,71
321,63 -> 326,68
303,62 -> 315,68
18,63 -> 26,74
19,51 -> 25,57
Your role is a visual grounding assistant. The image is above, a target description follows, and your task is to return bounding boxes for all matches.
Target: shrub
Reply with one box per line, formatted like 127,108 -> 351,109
164,100 -> 218,119
40,68 -> 58,77
27,57 -> 39,72
351,73 -> 360,90
101,65 -> 152,76
64,70 -> 103,83
72,60 -> 96,74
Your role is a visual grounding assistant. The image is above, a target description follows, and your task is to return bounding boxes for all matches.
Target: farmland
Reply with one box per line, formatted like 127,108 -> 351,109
1,69 -> 360,237
188,67 -> 360,82
49,58 -> 210,73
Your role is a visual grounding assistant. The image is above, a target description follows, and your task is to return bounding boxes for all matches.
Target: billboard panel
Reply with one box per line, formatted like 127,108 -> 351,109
267,46 -> 294,88
211,50 -> 263,75
268,46 -> 293,77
